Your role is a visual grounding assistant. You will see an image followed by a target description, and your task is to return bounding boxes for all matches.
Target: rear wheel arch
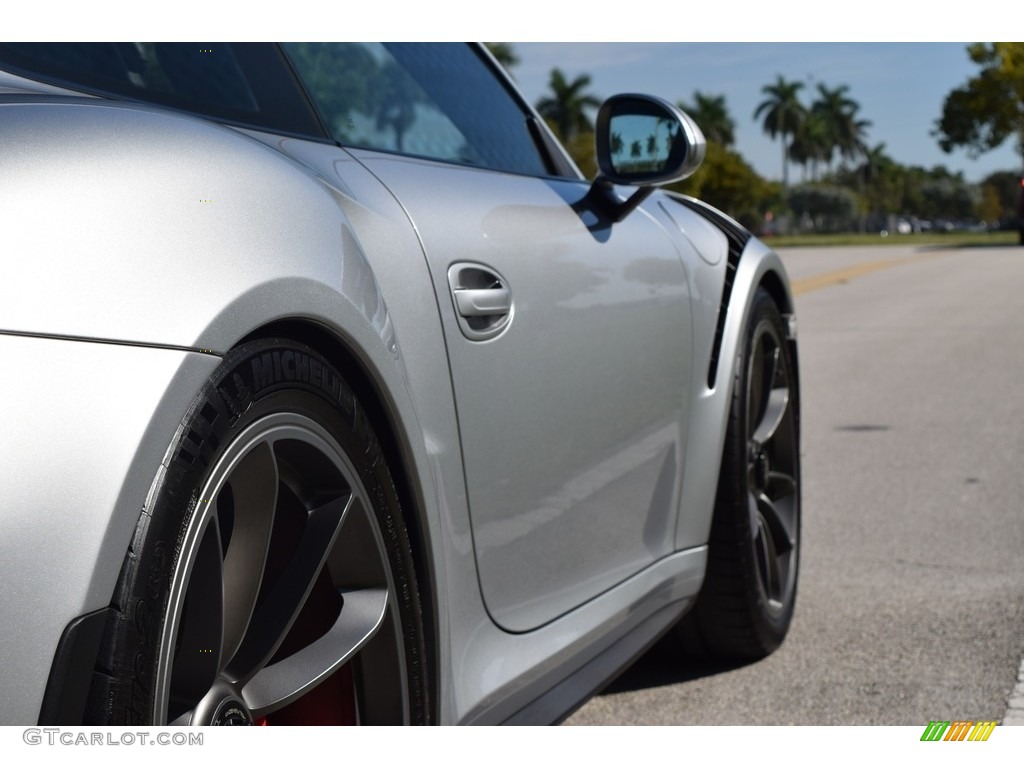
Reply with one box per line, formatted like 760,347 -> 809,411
79,333 -> 436,724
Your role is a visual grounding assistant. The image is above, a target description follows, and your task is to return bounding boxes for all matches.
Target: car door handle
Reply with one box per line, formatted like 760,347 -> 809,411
453,287 -> 511,317
448,263 -> 514,342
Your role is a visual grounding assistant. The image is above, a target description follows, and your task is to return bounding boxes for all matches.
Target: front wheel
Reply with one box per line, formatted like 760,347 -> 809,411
677,288 -> 801,660
85,339 -> 429,725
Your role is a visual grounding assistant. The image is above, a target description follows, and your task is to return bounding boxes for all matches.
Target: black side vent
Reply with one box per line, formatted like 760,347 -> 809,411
668,195 -> 751,388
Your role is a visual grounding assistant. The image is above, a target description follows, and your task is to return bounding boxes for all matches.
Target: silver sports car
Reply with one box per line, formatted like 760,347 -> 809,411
0,42 -> 800,726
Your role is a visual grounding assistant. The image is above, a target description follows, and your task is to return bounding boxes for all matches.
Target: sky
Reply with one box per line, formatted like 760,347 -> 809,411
7,3 -> 1018,185
509,42 -> 1022,185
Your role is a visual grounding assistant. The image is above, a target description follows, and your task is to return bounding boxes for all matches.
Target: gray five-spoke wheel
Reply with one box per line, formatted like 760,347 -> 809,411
674,288 -> 800,660
745,316 -> 799,615
156,413 -> 408,726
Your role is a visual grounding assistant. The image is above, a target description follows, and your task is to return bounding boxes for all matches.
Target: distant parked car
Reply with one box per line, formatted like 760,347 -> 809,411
1019,176 -> 1024,245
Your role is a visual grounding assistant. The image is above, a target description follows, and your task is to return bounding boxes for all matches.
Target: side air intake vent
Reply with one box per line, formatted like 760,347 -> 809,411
668,196 -> 751,388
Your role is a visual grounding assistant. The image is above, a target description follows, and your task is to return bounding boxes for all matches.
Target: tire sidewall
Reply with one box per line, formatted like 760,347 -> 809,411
732,291 -> 801,647
92,339 -> 425,725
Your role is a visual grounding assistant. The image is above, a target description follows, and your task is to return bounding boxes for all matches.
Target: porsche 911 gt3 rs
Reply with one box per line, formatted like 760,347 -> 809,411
0,42 -> 800,726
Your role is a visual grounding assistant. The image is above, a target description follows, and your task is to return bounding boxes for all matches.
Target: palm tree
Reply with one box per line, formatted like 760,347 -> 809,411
862,142 -> 891,184
859,142 -> 901,217
679,91 -> 735,147
754,76 -> 805,188
788,112 -> 830,182
611,131 -> 624,156
484,43 -> 519,73
845,116 -> 873,170
811,83 -> 872,173
535,69 -> 601,143
375,60 -> 421,152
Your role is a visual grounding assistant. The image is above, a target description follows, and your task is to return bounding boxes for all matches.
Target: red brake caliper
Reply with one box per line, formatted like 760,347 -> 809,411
253,663 -> 357,725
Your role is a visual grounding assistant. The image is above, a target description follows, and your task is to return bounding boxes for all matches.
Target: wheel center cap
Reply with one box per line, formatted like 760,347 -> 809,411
212,698 -> 253,726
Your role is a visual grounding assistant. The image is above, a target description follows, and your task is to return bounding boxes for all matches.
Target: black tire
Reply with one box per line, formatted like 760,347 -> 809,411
676,288 -> 800,660
85,338 -> 429,725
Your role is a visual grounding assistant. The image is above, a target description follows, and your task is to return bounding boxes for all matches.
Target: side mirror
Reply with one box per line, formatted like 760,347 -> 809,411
586,94 -> 706,222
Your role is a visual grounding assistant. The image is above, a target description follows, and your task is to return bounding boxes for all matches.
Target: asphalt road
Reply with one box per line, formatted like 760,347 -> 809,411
566,243 -> 1024,725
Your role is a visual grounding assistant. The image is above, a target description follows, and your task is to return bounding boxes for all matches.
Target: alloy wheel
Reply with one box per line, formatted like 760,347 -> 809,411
155,412 -> 409,725
745,319 -> 799,614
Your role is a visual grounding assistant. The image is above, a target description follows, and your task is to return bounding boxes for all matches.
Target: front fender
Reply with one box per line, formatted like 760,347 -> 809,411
675,229 -> 797,550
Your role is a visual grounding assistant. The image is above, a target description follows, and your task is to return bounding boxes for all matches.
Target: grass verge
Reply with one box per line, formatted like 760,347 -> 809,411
763,231 -> 1019,248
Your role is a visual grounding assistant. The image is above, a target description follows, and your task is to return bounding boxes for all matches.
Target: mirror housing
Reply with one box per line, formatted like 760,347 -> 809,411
586,94 -> 706,222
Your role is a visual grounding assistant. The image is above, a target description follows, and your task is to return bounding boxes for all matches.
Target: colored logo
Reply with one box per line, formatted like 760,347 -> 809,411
920,720 -> 997,741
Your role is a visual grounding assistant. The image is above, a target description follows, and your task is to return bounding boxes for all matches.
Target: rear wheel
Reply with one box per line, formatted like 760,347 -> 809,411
677,289 -> 800,660
85,339 -> 428,725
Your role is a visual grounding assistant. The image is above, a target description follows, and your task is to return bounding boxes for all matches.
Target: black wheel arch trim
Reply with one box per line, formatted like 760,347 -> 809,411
44,318 -> 441,726
39,607 -> 112,725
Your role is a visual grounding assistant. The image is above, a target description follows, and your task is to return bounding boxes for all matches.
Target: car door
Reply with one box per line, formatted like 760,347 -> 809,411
287,43 -> 695,632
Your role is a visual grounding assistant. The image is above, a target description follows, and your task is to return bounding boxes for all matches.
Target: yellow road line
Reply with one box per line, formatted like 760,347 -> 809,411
791,251 -> 943,296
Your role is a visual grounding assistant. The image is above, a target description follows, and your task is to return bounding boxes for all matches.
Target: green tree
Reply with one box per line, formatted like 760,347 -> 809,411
284,43 -> 379,141
788,111 -> 830,182
374,59 -> 424,152
610,131 -> 624,156
670,143 -> 778,230
536,68 -> 601,143
678,91 -> 735,147
484,43 -> 519,73
754,76 -> 805,189
564,131 -> 597,178
978,170 -> 1022,226
977,183 -> 1003,223
885,164 -> 977,221
811,83 -> 871,172
857,143 -> 904,218
917,168 -> 977,221
934,42 -> 1024,168
787,184 -> 859,232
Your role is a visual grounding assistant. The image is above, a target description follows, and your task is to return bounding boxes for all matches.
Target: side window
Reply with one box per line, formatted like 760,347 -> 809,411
284,43 -> 550,177
0,43 -> 324,137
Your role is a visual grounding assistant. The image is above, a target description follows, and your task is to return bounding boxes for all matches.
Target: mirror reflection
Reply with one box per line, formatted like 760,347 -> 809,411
608,113 -> 682,176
